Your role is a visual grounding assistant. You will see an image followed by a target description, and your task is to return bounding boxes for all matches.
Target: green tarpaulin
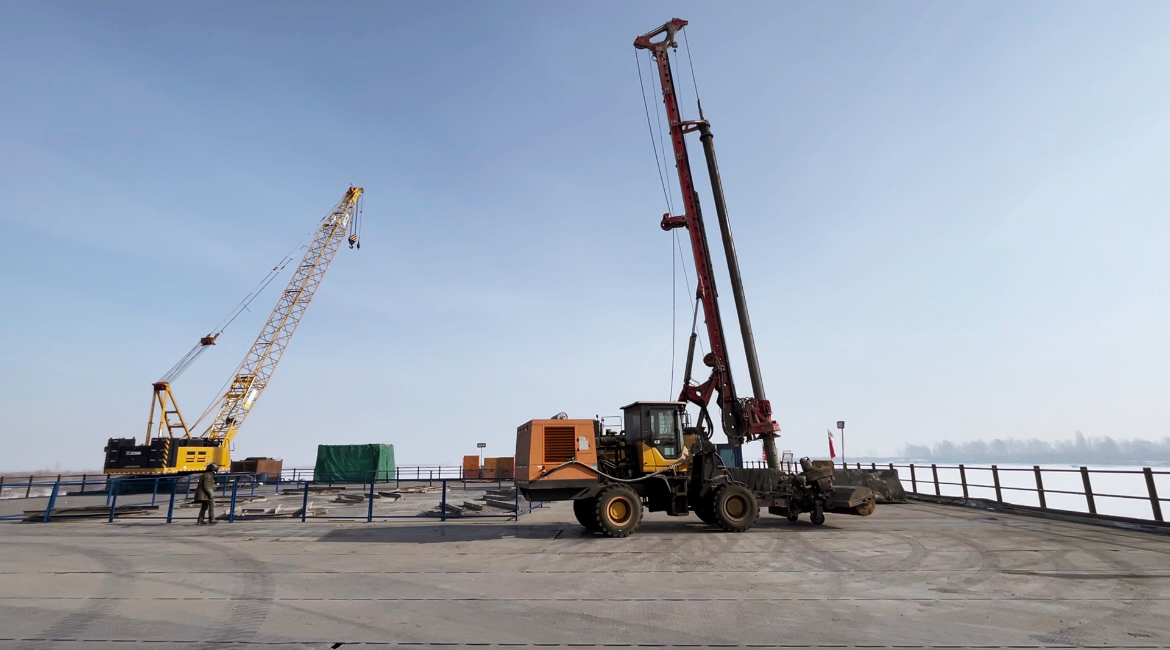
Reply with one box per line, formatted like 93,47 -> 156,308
313,444 -> 395,482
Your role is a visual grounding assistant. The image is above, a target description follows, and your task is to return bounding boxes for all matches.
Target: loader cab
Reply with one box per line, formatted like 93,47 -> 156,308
622,401 -> 687,467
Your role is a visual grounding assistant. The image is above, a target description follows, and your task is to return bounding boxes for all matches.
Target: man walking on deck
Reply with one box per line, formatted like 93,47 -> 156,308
194,463 -> 219,525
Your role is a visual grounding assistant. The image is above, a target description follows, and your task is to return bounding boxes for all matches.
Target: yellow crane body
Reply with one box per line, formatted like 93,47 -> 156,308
104,187 -> 363,476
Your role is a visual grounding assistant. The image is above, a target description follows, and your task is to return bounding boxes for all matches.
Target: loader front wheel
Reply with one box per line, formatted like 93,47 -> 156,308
713,484 -> 759,533
573,497 -> 601,532
594,485 -> 642,538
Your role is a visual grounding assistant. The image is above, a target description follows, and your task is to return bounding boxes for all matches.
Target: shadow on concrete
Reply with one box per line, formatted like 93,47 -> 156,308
316,522 -> 570,543
315,515 -> 840,543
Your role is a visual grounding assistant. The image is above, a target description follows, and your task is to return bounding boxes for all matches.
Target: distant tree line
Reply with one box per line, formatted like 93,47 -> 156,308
898,432 -> 1170,465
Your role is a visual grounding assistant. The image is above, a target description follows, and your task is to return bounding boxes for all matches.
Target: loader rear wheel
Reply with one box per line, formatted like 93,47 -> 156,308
786,512 -> 799,522
594,485 -> 642,538
713,484 -> 759,533
573,497 -> 601,532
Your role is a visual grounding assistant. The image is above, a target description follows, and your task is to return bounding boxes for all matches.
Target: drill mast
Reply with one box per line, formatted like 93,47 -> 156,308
200,186 -> 363,446
634,19 -> 781,468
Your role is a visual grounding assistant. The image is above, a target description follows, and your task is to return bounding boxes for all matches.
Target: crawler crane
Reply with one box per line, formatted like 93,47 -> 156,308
104,186 -> 364,476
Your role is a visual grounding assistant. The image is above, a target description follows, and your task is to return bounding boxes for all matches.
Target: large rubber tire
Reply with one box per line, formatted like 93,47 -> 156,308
573,497 -> 601,532
594,485 -> 642,538
712,484 -> 759,533
786,512 -> 799,522
810,504 -> 826,526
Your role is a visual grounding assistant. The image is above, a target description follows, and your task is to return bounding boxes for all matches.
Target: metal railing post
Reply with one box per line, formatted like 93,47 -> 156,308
42,480 -> 60,523
1034,466 -> 1047,509
514,484 -> 520,520
931,464 -> 940,496
0,475 -> 5,496
871,462 -> 876,470
26,475 -> 34,498
301,483 -> 310,522
80,474 -> 87,493
166,478 -> 178,523
1143,468 -> 1163,522
151,477 -> 159,506
440,480 -> 447,522
1080,466 -> 1096,515
228,479 -> 239,523
959,465 -> 968,499
909,464 -> 917,493
108,482 -> 120,523
991,465 -> 1003,503
367,477 -> 376,523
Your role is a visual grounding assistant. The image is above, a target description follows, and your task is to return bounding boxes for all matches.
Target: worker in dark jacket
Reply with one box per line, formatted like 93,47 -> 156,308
194,463 -> 219,525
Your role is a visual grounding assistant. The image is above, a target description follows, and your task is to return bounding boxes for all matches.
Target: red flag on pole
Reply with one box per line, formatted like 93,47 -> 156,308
827,429 -> 837,459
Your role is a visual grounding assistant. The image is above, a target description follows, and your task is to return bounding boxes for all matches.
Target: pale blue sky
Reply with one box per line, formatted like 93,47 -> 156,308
1,1 -> 1167,471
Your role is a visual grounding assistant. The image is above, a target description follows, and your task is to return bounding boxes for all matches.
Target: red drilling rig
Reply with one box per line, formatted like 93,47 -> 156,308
512,19 -> 875,538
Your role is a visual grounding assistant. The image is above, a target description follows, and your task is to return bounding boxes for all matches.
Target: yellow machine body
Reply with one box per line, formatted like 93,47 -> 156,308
104,187 -> 363,477
516,402 -> 695,503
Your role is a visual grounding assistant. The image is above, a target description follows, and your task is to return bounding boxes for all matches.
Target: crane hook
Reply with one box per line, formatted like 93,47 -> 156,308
348,234 -> 359,249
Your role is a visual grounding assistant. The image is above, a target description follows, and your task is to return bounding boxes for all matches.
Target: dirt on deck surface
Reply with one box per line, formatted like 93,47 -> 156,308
0,501 -> 1168,649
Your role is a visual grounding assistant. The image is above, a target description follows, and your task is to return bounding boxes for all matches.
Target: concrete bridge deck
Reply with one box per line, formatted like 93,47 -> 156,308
0,501 -> 1167,649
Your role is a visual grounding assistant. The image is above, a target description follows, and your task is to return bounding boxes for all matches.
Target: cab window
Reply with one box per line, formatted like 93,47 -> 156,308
624,409 -> 641,442
647,408 -> 679,458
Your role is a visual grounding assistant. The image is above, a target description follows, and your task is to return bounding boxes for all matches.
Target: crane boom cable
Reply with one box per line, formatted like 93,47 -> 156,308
204,189 -> 360,439
682,27 -> 704,119
186,241 -> 315,426
676,230 -> 704,359
670,47 -> 686,123
670,230 -> 675,399
158,220 -> 321,385
635,50 -> 674,216
652,59 -> 677,216
674,29 -> 707,370
190,188 -> 362,437
640,49 -> 691,397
